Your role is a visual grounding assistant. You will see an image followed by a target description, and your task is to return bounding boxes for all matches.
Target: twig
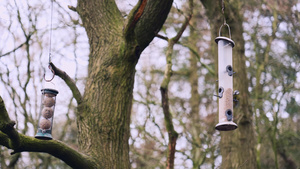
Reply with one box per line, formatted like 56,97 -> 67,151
0,33 -> 32,58
68,5 -> 77,12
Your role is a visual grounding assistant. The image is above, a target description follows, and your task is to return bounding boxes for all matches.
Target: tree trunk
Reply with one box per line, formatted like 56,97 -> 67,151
223,4 -> 256,168
188,14 -> 203,168
201,0 -> 257,168
76,0 -> 173,168
76,2 -> 132,168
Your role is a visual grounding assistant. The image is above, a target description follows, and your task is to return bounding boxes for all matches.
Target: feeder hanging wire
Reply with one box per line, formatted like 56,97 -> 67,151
44,0 -> 55,82
49,0 -> 54,64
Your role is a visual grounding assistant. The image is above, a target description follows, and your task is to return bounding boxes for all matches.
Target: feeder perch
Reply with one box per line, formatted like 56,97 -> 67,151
215,23 -> 237,131
35,83 -> 58,140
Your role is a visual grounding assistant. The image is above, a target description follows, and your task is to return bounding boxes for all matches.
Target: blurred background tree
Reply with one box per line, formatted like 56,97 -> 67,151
0,0 -> 300,168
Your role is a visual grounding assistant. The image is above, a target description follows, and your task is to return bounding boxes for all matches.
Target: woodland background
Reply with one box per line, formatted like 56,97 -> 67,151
0,0 -> 300,168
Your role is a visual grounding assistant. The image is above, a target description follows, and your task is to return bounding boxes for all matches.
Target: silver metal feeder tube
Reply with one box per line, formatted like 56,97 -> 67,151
215,36 -> 237,131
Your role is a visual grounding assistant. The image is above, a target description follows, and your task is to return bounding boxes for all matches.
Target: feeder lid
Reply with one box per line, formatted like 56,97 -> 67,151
215,121 -> 238,131
215,36 -> 235,48
42,88 -> 59,95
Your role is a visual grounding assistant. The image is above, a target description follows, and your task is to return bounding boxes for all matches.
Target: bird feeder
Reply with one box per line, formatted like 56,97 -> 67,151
215,23 -> 238,131
35,81 -> 58,140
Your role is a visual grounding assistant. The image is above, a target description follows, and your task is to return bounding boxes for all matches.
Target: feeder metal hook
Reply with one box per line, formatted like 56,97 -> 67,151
218,23 -> 232,39
218,0 -> 232,39
44,64 -> 55,82
43,0 -> 55,82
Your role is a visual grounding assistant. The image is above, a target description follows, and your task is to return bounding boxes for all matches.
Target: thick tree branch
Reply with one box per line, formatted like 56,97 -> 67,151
0,97 -> 10,122
49,62 -> 83,104
11,135 -> 97,169
0,97 -> 20,149
77,0 -> 123,43
128,0 -> 174,50
0,95 -> 96,169
0,121 -> 20,149
0,131 -> 10,148
124,0 -> 148,38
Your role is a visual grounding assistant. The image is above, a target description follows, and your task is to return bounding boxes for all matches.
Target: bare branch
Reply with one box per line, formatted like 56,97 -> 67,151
160,87 -> 178,169
159,1 -> 194,168
172,11 -> 192,42
181,43 -> 215,75
49,62 -> 83,104
156,34 -> 169,41
7,153 -> 21,168
0,33 -> 32,58
68,5 -> 77,12
156,31 -> 215,76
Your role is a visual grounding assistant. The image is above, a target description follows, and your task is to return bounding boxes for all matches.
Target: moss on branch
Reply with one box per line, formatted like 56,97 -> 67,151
0,131 -> 10,148
13,134 -> 97,169
0,95 -> 96,169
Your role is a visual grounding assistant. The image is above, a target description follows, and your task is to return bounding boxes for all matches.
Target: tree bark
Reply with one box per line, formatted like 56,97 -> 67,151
75,0 -> 173,168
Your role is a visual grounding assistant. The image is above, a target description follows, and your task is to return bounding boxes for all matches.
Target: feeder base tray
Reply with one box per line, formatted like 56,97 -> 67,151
215,121 -> 238,131
35,129 -> 53,140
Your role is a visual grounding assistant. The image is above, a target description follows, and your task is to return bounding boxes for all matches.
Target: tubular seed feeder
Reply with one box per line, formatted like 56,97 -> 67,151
35,0 -> 59,139
214,23 -> 238,131
35,67 -> 58,140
